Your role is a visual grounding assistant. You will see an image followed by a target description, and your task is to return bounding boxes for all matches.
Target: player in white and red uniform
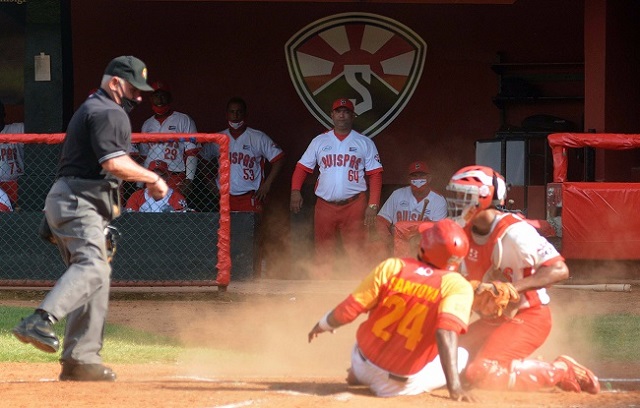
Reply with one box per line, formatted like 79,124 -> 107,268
309,219 -> 477,401
125,160 -> 187,213
374,161 -> 447,258
446,165 -> 600,394
0,101 -> 25,205
0,186 -> 13,212
199,97 -> 284,212
137,82 -> 199,195
290,98 -> 383,278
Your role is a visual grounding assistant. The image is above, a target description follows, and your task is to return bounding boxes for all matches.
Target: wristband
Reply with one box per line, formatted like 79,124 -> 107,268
318,311 -> 336,332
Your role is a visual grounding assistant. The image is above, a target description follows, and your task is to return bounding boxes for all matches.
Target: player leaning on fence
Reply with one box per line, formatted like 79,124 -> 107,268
12,56 -> 167,382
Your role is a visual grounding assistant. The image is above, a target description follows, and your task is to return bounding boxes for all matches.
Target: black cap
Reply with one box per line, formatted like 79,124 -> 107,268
104,56 -> 154,91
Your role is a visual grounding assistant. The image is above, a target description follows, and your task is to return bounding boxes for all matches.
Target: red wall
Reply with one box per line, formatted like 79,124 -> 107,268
69,0 -> 584,275
70,0 -> 584,189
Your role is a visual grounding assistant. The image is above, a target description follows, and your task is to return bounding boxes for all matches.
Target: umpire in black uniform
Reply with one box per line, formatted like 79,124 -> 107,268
13,56 -> 168,381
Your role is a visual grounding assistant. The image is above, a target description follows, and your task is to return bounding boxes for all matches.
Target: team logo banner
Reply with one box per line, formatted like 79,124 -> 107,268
285,13 -> 427,138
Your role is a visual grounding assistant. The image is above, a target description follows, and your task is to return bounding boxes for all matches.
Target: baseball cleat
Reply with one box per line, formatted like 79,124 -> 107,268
12,313 -> 60,353
555,355 -> 600,394
59,362 -> 117,382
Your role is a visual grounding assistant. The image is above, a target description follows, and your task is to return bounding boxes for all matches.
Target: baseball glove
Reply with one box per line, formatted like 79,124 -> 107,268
470,280 -> 520,319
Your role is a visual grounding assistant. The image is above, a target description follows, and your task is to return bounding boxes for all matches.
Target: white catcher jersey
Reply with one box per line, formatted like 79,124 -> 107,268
138,111 -> 199,173
378,187 -> 447,224
200,127 -> 284,195
0,122 -> 25,181
298,129 -> 382,202
462,214 -> 562,307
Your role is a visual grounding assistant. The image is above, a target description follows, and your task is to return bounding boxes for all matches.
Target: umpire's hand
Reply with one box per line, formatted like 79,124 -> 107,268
147,177 -> 169,200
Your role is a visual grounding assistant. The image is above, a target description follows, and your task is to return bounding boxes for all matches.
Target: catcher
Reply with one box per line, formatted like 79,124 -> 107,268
309,219 -> 478,401
446,165 -> 600,394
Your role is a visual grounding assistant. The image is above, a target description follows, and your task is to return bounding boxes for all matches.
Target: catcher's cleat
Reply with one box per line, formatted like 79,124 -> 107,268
554,355 -> 600,394
12,312 -> 60,353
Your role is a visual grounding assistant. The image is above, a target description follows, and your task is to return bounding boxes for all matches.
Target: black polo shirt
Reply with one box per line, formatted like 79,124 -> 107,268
57,89 -> 130,179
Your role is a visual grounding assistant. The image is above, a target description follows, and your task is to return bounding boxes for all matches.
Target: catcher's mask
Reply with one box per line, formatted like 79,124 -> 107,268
418,219 -> 469,271
104,225 -> 121,262
446,165 -> 507,227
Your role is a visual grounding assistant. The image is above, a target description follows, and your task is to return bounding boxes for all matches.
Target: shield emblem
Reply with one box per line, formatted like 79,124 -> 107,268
285,12 -> 427,138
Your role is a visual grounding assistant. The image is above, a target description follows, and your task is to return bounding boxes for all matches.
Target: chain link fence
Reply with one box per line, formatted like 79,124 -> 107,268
0,133 -> 253,287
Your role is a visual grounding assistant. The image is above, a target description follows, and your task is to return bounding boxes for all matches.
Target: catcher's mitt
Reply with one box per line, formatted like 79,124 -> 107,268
470,280 -> 520,319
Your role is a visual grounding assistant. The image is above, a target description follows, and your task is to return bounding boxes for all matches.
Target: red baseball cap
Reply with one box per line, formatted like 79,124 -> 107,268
148,160 -> 169,173
408,161 -> 430,175
151,81 -> 171,93
332,98 -> 354,112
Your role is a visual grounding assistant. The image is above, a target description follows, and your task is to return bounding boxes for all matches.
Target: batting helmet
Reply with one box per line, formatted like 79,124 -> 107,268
418,219 -> 469,271
446,165 -> 507,227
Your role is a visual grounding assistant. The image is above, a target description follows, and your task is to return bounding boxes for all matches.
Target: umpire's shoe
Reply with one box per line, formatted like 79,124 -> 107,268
12,312 -> 60,353
59,362 -> 117,382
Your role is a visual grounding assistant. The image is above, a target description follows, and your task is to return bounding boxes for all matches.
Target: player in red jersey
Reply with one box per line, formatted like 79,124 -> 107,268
309,219 -> 477,401
125,160 -> 188,213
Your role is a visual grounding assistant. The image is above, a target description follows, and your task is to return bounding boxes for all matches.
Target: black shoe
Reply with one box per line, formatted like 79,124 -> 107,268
12,313 -> 60,353
59,362 -> 117,382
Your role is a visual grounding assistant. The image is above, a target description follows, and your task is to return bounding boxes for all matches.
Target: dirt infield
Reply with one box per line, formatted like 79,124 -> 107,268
1,280 -> 639,408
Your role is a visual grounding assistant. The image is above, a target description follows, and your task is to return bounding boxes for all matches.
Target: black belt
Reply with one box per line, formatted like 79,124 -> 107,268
324,192 -> 364,206
356,348 -> 409,383
59,176 -> 101,180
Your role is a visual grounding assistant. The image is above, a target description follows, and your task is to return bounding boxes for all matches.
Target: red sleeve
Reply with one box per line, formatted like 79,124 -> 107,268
331,294 -> 369,325
0,203 -> 10,212
170,192 -> 187,211
436,314 -> 468,335
540,255 -> 565,266
270,152 -> 285,163
125,191 -> 143,212
367,171 -> 383,206
185,147 -> 201,157
291,163 -> 312,190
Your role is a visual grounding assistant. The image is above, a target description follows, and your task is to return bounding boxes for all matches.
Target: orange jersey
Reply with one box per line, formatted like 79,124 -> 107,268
332,257 -> 473,376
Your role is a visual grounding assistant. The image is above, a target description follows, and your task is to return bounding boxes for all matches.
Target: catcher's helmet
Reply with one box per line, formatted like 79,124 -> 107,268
446,165 -> 507,227
418,219 -> 469,271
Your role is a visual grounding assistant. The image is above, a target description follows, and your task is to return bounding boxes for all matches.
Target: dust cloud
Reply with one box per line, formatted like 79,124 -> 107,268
161,281 -> 365,379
